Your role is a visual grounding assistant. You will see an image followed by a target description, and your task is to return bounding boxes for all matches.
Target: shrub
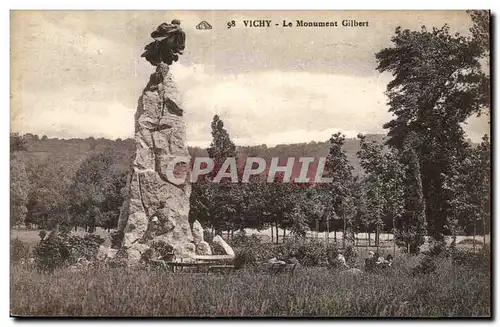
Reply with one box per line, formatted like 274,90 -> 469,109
33,231 -> 71,272
33,231 -> 106,272
276,239 -> 340,267
11,238 -> 30,263
451,246 -> 490,271
151,241 -> 174,261
230,236 -> 357,268
412,256 -> 437,276
232,234 -> 275,267
107,248 -> 129,268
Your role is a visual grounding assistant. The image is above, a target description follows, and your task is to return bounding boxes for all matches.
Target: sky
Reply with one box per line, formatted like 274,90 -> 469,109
10,10 -> 490,147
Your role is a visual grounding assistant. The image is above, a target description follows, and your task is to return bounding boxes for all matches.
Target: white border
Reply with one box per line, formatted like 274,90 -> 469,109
2,1 -> 498,326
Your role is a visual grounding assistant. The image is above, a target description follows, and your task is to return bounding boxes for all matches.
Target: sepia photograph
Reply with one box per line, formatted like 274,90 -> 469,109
9,10 -> 491,317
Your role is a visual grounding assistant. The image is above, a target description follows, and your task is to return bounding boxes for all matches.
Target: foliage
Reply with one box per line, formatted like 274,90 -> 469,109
10,133 -> 28,152
442,135 -> 490,237
324,133 -> 355,247
394,133 -> 427,254
357,134 -> 406,250
106,248 -> 129,268
275,239 -> 335,266
450,246 -> 490,271
11,154 -> 29,227
207,114 -> 237,169
412,256 -> 437,276
151,240 -> 175,261
33,230 -> 104,272
67,150 -> 126,232
375,22 -> 489,243
11,238 -> 31,263
231,234 -> 275,267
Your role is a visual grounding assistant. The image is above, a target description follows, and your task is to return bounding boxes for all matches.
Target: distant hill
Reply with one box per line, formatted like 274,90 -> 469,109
17,133 -> 388,180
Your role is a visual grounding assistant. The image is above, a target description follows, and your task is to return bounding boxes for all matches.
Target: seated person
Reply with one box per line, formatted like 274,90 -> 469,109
364,251 -> 376,272
385,254 -> 394,267
335,252 -> 349,269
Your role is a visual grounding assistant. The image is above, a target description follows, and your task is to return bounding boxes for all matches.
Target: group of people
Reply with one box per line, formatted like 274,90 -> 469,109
365,251 -> 393,272
334,250 -> 393,272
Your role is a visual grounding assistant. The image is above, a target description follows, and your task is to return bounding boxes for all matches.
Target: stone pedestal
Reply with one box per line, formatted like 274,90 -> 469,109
117,63 -> 194,263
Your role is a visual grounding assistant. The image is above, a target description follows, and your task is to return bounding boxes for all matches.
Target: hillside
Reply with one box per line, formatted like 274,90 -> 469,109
16,133 -> 388,180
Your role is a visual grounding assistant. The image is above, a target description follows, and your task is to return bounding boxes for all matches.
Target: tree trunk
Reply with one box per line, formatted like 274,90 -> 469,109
376,224 -> 380,254
342,214 -> 346,249
271,224 -> 274,243
483,215 -> 487,246
368,231 -> 371,247
334,230 -> 337,242
283,227 -> 286,242
393,217 -> 396,257
275,222 -> 279,244
316,220 -> 319,239
365,224 -> 369,252
473,223 -> 477,253
326,218 -> 330,245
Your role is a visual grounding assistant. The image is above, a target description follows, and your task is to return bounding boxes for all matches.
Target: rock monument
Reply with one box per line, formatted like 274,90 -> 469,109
116,21 -> 196,263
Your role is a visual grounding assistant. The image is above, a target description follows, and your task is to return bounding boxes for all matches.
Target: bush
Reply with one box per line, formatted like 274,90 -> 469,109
232,234 -> 275,268
11,238 -> 30,263
412,256 -> 437,276
151,241 -> 174,261
451,246 -> 490,271
107,248 -> 129,268
230,236 -> 355,268
33,231 -> 106,272
276,239 -> 341,267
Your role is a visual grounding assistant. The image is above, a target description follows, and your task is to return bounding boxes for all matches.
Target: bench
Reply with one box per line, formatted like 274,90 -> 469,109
165,261 -> 212,273
207,265 -> 236,275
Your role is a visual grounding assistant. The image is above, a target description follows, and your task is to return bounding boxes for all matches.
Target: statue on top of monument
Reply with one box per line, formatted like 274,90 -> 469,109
141,20 -> 186,66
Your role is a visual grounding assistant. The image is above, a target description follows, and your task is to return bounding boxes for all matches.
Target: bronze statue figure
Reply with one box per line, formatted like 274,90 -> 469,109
141,20 -> 186,66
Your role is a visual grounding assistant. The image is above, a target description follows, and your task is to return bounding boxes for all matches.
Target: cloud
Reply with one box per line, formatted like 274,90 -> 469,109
171,64 -> 394,146
10,11 -> 489,146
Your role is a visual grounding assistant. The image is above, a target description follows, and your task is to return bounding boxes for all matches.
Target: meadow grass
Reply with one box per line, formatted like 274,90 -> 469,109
10,257 -> 490,317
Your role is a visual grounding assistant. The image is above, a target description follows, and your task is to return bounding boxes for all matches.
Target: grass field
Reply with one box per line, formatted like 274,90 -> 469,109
10,258 -> 490,317
10,228 -> 491,317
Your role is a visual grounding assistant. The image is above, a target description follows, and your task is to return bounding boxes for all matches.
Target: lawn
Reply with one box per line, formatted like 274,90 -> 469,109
10,228 -> 491,317
10,257 -> 490,317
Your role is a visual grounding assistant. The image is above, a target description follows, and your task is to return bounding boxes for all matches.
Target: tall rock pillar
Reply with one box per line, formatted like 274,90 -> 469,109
117,23 -> 194,262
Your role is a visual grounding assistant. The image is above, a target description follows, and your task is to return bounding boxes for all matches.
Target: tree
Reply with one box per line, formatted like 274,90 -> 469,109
10,133 -> 27,152
468,10 -> 490,60
11,154 -> 29,227
384,149 -> 406,255
25,157 -> 71,229
67,150 -> 116,232
357,134 -> 385,251
207,114 -> 237,175
190,115 -> 239,237
475,135 -> 491,244
375,22 -> 489,243
324,133 -> 354,248
398,133 -> 427,253
10,133 -> 29,227
443,134 -> 490,249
